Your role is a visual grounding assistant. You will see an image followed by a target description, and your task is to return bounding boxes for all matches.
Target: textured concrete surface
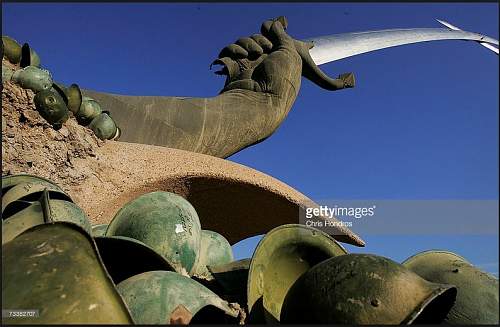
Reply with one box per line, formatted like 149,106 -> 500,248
68,141 -> 365,247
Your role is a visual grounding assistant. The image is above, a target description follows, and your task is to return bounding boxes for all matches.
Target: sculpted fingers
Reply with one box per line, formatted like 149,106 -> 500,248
218,44 -> 248,60
236,37 -> 263,58
251,34 -> 273,53
267,20 -> 294,49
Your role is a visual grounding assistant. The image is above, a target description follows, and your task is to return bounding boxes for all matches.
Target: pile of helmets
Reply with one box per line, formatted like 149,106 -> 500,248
2,173 -> 499,324
2,36 -> 120,140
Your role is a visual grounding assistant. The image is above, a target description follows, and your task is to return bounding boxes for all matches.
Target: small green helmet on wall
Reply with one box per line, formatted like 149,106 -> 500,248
88,112 -> 118,140
11,66 -> 53,93
76,96 -> 102,126
281,253 -> 457,324
117,270 -> 240,324
402,250 -> 499,324
247,224 -> 348,323
106,191 -> 202,275
34,89 -> 70,129
2,222 -> 134,324
2,35 -> 22,64
193,229 -> 234,278
20,42 -> 41,68
66,84 -> 83,114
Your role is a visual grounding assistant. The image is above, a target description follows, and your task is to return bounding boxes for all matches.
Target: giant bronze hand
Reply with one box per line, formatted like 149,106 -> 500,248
84,17 -> 354,158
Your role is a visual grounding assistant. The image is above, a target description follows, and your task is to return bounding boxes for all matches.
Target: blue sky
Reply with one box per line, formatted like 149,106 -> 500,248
3,3 -> 498,274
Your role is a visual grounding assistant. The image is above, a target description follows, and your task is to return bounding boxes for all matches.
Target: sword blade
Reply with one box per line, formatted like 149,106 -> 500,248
305,27 -> 499,66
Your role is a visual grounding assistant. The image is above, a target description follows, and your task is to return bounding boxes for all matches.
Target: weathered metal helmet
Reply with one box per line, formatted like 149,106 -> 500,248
2,64 -> 14,82
34,89 -> 70,129
280,253 -> 457,324
194,229 -> 234,278
88,112 -> 118,140
94,235 -> 175,284
2,191 -> 92,244
11,66 -> 53,93
76,96 -> 102,126
207,258 -> 251,306
66,84 -> 83,114
117,270 -> 240,324
2,180 -> 72,218
402,250 -> 499,324
2,35 -> 22,64
247,224 -> 348,323
91,223 -> 108,237
2,222 -> 134,324
112,126 -> 122,140
20,42 -> 41,68
1,173 -> 63,193
106,191 -> 202,275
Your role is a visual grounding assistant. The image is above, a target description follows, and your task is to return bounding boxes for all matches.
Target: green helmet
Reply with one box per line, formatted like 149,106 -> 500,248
402,250 -> 499,324
117,270 -> 240,324
1,173 -> 64,193
2,64 -> 13,83
106,191 -> 202,275
280,253 -> 457,324
2,35 -> 22,64
247,224 -> 348,323
207,258 -> 251,306
66,84 -> 83,114
11,66 -> 53,93
2,180 -> 72,218
2,192 -> 92,244
2,222 -> 134,324
76,96 -> 102,126
194,229 -> 234,279
91,223 -> 108,237
88,112 -> 118,140
113,126 -> 122,140
34,89 -> 70,129
94,235 -> 175,284
20,42 -> 41,68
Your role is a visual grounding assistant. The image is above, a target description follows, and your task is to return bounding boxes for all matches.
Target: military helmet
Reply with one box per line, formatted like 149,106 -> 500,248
76,96 -> 102,126
1,173 -> 64,193
194,229 -> 234,278
247,224 -> 348,323
2,35 -> 22,64
112,126 -> 122,140
66,84 -> 83,114
280,253 -> 457,324
34,89 -> 70,129
106,191 -> 202,275
207,258 -> 251,306
2,192 -> 92,244
117,270 -> 240,324
94,235 -> 175,284
11,66 -> 53,93
91,223 -> 108,237
2,222 -> 134,324
20,42 -> 41,68
402,250 -> 499,324
2,64 -> 13,83
2,180 -> 72,218
88,112 -> 118,140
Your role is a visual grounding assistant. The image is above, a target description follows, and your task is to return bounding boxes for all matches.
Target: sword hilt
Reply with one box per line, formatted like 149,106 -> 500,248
294,39 -> 355,91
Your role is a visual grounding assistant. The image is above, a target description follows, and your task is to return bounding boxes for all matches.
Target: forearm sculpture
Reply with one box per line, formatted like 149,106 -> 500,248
84,17 -> 354,158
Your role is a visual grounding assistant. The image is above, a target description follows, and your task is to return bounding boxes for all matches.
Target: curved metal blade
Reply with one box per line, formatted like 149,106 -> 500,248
306,27 -> 499,65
